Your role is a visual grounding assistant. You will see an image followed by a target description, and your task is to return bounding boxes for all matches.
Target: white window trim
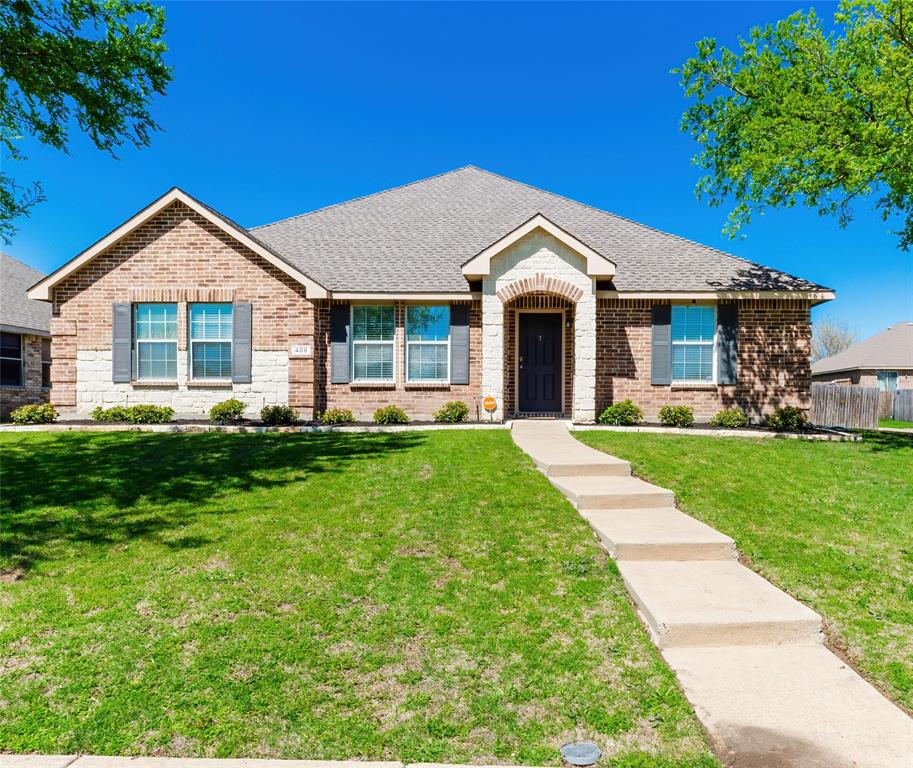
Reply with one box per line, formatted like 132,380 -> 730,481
189,303 -> 233,381
406,305 -> 450,384
0,332 -> 23,388
41,338 -> 52,389
134,303 -> 178,381
351,304 -> 396,384
671,305 -> 718,385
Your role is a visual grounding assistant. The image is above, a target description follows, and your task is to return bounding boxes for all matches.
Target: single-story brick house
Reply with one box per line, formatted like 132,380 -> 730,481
811,322 -> 913,391
1,253 -> 51,419
27,166 -> 834,422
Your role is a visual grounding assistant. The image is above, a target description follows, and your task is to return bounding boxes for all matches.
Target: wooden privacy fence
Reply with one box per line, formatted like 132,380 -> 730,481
810,383 -> 880,430
893,389 -> 913,423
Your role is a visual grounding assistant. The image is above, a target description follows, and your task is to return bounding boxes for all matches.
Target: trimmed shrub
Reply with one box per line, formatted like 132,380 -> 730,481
433,400 -> 469,423
766,405 -> 808,432
261,405 -> 298,426
91,405 -> 173,424
10,403 -> 58,424
373,405 -> 409,425
209,398 -> 247,424
597,399 -> 643,426
92,405 -> 131,422
658,405 -> 695,428
709,406 -> 749,429
319,407 -> 354,425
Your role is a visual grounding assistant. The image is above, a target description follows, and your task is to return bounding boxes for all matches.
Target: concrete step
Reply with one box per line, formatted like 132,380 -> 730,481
511,421 -> 631,477
664,644 -> 913,767
617,560 -> 822,648
582,507 -> 737,561
550,475 -> 674,510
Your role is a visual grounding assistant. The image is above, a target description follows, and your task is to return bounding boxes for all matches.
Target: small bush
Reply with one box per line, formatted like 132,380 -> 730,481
709,406 -> 749,429
766,405 -> 808,432
261,405 -> 298,426
209,398 -> 247,424
597,399 -> 643,426
91,404 -> 173,423
433,400 -> 469,423
10,403 -> 58,424
658,405 -> 695,428
373,405 -> 409,425
319,407 -> 354,425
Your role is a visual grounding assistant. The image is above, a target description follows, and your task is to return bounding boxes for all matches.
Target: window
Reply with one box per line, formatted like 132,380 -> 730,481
671,305 -> 716,383
41,338 -> 51,388
877,371 -> 898,392
0,332 -> 22,387
134,303 -> 178,379
352,305 -> 395,382
406,305 -> 449,382
190,303 -> 233,379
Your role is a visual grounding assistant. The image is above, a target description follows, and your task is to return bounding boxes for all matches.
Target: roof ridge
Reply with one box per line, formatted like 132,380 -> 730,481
251,165 -> 480,231
468,167 -> 829,289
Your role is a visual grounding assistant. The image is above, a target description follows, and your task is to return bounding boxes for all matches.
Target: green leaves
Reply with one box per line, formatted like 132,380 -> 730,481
677,0 -> 913,250
0,0 -> 172,241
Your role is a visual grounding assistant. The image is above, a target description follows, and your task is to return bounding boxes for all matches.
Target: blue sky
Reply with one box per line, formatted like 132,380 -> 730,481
7,1 -> 911,338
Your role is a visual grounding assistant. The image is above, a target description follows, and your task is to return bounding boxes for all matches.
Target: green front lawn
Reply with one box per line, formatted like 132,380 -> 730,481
0,431 -> 715,766
576,430 -> 913,712
880,418 -> 913,429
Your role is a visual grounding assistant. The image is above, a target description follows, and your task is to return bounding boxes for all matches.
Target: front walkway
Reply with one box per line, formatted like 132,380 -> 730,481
511,421 -> 913,768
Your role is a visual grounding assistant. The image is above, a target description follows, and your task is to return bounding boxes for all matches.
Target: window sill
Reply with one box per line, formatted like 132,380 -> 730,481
670,382 -> 718,391
132,380 -> 179,387
349,381 -> 396,389
0,385 -> 24,390
404,382 -> 451,390
187,379 -> 233,388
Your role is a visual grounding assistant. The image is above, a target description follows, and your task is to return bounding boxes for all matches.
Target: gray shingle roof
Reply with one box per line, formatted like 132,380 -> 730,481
1,253 -> 51,335
252,166 -> 827,293
812,323 -> 913,374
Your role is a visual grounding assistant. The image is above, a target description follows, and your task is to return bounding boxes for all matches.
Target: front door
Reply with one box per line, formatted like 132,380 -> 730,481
518,312 -> 562,413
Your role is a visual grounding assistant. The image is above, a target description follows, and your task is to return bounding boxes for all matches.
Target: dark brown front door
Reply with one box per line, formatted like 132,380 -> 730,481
518,312 -> 562,413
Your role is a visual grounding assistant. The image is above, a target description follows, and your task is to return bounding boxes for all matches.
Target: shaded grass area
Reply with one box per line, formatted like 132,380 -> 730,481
0,431 -> 716,766
880,419 -> 913,429
576,430 -> 913,712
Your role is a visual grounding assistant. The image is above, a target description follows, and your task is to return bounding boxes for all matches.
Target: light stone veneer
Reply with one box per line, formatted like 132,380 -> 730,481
75,350 -> 289,418
482,230 -> 596,422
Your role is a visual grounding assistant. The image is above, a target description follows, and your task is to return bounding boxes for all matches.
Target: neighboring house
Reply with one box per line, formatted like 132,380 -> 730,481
1,253 -> 52,418
27,167 -> 833,422
811,322 -> 913,392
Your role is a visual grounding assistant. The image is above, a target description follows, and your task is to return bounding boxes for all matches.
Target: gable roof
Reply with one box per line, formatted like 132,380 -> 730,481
812,323 -> 913,375
1,253 -> 51,336
27,188 -> 328,302
252,165 -> 830,295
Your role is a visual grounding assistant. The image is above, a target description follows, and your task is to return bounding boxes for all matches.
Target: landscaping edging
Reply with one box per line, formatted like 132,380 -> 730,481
0,422 -> 508,434
571,424 -> 861,441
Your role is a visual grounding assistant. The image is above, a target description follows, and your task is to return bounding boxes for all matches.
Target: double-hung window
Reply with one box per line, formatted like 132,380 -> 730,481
671,305 -> 716,383
190,303 -> 233,379
406,305 -> 449,383
877,371 -> 898,392
41,338 -> 52,388
351,305 -> 395,382
135,303 -> 177,380
0,332 -> 22,386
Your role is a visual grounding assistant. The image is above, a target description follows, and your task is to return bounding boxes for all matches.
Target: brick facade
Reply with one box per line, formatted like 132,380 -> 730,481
0,334 -> 49,419
595,298 -> 813,421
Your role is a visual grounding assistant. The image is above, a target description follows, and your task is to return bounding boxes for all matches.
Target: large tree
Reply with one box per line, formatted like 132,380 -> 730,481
0,0 -> 171,242
678,0 -> 913,249
811,316 -> 860,361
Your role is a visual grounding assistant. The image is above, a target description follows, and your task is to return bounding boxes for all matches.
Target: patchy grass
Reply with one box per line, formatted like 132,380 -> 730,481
880,418 -> 913,429
0,431 -> 716,766
576,430 -> 913,712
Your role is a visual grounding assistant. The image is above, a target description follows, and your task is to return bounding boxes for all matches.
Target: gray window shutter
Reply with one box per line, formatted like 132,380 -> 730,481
330,303 -> 350,384
450,303 -> 470,385
112,303 -> 132,382
717,303 -> 738,385
232,302 -> 252,383
651,304 -> 672,385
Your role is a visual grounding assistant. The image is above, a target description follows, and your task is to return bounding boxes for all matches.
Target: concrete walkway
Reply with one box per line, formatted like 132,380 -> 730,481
511,420 -> 913,768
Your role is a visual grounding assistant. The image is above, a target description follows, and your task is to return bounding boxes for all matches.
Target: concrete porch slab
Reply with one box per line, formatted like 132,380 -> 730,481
582,507 -> 737,561
664,644 -> 913,767
617,560 -> 822,648
550,475 -> 674,510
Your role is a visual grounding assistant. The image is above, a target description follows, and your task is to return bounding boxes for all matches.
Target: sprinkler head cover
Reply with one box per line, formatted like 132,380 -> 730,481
560,742 -> 601,766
